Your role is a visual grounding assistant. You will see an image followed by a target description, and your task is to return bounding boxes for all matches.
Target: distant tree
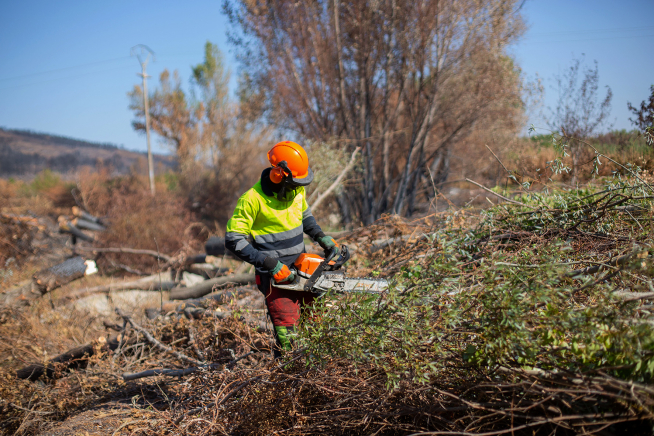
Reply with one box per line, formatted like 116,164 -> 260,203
190,42 -> 233,172
547,57 -> 612,184
224,0 -> 527,222
128,41 -> 271,221
628,85 -> 654,146
129,68 -> 198,170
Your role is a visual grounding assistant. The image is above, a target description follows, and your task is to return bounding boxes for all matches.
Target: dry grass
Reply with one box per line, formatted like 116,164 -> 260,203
75,169 -> 203,273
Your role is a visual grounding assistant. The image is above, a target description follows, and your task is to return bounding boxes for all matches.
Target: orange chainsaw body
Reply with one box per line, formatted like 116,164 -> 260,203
294,253 -> 336,275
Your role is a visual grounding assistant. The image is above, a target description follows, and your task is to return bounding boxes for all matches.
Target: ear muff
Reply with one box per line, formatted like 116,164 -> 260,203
270,167 -> 285,184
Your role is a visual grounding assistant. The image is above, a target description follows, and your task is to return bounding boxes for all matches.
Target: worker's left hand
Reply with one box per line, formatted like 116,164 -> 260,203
317,235 -> 339,258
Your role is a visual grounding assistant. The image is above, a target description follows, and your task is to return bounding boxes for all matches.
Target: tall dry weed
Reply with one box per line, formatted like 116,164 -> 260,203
76,168 -> 199,272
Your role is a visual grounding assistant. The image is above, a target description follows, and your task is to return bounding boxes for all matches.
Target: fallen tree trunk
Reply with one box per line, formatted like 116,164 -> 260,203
65,272 -> 175,300
72,206 -> 105,225
72,217 -> 106,232
58,219 -> 94,242
74,246 -> 171,263
34,257 -> 88,292
161,290 -> 245,313
16,335 -> 129,380
122,352 -> 256,381
1,257 -> 89,306
169,274 -> 256,300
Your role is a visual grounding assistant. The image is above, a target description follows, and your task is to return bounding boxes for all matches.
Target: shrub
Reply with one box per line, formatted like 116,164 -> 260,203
77,169 -> 200,273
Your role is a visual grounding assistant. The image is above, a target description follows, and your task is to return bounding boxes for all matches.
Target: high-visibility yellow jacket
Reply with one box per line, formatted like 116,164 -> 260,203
225,169 -> 325,273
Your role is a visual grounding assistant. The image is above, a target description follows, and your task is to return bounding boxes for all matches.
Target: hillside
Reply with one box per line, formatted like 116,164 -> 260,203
0,128 -> 175,178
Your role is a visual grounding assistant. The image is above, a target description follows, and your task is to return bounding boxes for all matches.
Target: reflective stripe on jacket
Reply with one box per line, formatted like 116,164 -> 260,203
225,174 -> 323,273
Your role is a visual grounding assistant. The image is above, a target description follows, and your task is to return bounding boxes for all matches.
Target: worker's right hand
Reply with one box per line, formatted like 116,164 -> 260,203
317,235 -> 340,259
264,257 -> 296,284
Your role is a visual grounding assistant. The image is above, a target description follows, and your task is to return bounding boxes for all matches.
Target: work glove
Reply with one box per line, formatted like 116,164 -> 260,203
316,234 -> 339,258
263,256 -> 296,284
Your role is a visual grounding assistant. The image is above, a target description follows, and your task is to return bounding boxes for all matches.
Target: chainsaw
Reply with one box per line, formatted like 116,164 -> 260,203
274,245 -> 389,294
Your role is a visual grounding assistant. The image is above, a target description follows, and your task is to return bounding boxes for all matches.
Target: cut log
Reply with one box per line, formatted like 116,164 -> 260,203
34,257 -> 87,293
72,217 -> 106,232
169,274 -> 256,300
186,254 -> 207,264
16,335 -> 128,380
1,257 -> 89,306
72,206 -> 105,226
58,218 -> 94,242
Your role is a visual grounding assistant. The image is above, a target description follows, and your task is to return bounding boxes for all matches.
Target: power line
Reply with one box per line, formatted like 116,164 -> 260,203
0,56 -> 132,82
527,25 -> 654,38
0,64 -> 133,92
521,32 -> 654,45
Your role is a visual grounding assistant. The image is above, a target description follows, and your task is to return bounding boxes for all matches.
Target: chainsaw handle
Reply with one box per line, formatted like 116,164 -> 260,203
303,245 -> 350,292
329,245 -> 350,270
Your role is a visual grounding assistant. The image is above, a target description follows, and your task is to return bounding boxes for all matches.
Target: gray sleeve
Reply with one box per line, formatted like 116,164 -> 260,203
225,232 -> 268,268
302,206 -> 325,241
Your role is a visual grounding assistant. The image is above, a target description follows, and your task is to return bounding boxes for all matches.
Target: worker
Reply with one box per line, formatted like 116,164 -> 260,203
225,141 -> 339,356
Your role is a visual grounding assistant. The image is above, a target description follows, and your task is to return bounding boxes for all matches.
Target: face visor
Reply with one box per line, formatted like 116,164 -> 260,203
271,161 -> 314,200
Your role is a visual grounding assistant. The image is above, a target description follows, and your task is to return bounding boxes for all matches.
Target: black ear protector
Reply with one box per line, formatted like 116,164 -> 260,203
275,161 -> 296,201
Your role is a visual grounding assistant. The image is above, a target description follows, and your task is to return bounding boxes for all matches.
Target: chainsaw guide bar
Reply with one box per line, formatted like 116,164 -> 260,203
272,245 -> 389,294
274,270 -> 389,294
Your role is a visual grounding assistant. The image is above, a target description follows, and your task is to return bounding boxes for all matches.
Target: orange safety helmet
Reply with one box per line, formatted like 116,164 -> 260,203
267,141 -> 314,187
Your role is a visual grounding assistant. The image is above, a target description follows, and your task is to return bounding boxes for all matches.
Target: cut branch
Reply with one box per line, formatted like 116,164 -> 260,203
465,178 -> 535,209
115,308 -> 205,366
16,335 -> 130,380
169,273 -> 256,300
121,352 -> 256,381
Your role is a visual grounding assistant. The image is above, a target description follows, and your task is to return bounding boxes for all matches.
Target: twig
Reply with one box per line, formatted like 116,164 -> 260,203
111,419 -> 150,436
121,352 -> 257,381
112,319 -> 128,363
0,398 -> 55,415
566,134 -> 654,194
115,308 -> 204,366
465,179 -> 535,209
311,146 -> 360,211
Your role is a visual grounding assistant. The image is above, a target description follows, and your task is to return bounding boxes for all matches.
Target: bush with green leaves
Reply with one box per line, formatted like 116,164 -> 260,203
298,168 -> 654,388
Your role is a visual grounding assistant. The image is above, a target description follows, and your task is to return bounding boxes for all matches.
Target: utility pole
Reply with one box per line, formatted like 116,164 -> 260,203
131,45 -> 155,196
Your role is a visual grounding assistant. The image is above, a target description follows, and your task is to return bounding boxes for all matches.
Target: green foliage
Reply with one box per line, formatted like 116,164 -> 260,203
304,140 -> 349,204
159,171 -> 180,192
298,170 -> 654,388
30,169 -> 61,192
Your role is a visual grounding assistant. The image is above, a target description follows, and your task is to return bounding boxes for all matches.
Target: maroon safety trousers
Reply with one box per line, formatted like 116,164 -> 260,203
255,274 -> 316,327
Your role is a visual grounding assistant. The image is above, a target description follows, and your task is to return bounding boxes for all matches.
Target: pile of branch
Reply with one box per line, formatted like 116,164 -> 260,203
144,355 -> 653,435
57,207 -> 107,244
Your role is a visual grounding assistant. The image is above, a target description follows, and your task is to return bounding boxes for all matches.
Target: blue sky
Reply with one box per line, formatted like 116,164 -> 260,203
0,0 -> 652,154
